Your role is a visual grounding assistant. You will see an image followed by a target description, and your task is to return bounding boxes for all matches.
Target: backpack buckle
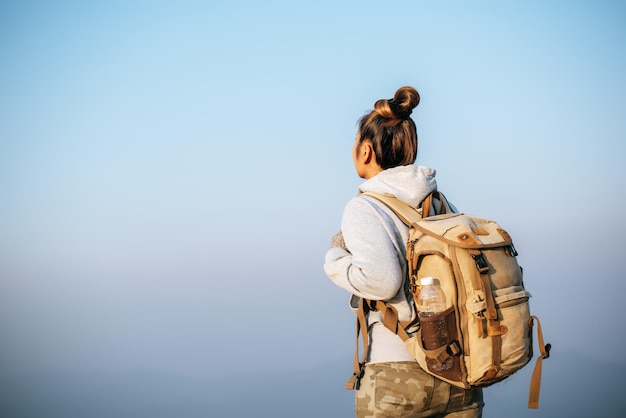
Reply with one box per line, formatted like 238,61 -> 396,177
354,362 -> 366,390
505,243 -> 519,257
471,253 -> 490,273
409,275 -> 419,293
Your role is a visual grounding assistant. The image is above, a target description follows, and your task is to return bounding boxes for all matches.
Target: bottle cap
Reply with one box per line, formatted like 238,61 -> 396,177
420,277 -> 435,286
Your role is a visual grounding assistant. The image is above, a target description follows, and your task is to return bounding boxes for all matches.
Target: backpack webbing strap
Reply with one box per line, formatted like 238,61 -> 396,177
421,191 -> 453,218
361,191 -> 455,228
361,192 -> 423,225
346,299 -> 413,390
372,300 -> 412,341
528,315 -> 551,409
474,251 -> 506,380
346,298 -> 370,390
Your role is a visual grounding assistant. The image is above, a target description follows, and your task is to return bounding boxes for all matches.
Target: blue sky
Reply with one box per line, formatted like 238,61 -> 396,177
1,1 -> 625,416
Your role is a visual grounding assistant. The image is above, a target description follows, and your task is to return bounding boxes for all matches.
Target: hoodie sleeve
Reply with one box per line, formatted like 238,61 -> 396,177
324,196 -> 403,301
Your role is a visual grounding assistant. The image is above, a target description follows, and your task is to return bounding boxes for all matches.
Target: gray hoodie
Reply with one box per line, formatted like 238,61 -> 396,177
324,165 -> 437,363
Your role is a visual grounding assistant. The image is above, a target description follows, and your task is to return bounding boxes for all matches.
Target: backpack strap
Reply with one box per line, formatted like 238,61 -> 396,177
361,192 -> 422,225
345,299 -> 414,390
361,191 -> 454,223
346,298 -> 370,390
420,191 -> 454,218
528,315 -> 551,408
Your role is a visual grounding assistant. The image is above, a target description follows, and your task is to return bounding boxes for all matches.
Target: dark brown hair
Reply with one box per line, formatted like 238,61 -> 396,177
357,86 -> 420,169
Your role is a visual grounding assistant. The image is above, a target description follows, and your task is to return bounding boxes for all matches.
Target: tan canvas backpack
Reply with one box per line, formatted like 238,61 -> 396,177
347,191 -> 550,409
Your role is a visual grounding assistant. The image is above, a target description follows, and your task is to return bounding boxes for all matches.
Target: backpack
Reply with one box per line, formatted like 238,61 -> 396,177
346,191 -> 551,409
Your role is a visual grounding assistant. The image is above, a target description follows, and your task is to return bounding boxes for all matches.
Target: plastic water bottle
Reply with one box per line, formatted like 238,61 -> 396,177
417,277 -> 446,317
416,277 -> 452,372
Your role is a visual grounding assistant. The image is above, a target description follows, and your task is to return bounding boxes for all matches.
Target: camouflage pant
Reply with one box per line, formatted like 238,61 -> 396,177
355,362 -> 484,418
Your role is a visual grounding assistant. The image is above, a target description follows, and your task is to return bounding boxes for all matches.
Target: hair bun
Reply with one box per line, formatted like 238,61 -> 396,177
391,86 -> 420,117
388,99 -> 412,119
374,86 -> 420,121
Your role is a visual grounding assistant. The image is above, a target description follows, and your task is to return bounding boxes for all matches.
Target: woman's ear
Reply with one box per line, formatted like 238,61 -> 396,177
353,139 -> 382,179
361,141 -> 374,164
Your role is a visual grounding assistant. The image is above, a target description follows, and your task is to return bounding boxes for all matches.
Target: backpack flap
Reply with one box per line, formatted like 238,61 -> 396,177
413,214 -> 513,249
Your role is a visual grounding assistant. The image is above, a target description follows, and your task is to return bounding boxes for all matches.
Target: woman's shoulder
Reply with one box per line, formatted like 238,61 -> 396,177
343,193 -> 399,226
346,193 -> 383,211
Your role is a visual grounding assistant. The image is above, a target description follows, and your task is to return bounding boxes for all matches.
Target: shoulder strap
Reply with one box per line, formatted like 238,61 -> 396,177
361,192 -> 422,225
361,191 -> 454,223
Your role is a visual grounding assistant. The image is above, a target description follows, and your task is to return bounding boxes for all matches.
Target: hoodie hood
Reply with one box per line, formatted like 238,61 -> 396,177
358,165 -> 437,208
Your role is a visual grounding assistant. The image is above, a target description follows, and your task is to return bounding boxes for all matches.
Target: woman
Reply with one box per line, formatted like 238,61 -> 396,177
324,86 -> 484,417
